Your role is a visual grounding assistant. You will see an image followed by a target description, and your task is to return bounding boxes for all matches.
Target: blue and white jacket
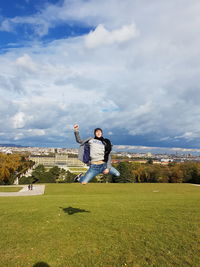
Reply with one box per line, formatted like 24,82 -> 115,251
74,130 -> 112,169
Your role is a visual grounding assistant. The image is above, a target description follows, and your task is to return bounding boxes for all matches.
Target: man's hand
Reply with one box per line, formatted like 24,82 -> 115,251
73,124 -> 79,131
103,168 -> 109,174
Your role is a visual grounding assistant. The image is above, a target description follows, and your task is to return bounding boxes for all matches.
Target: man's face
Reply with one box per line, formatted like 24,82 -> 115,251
95,130 -> 102,138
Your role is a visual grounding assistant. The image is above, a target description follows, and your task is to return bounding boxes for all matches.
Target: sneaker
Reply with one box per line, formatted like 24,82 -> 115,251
74,173 -> 83,183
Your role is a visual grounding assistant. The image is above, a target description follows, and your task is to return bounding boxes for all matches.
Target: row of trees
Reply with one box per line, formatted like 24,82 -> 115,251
20,161 -> 200,184
102,161 -> 200,184
19,164 -> 76,184
1,152 -> 200,184
0,153 -> 34,185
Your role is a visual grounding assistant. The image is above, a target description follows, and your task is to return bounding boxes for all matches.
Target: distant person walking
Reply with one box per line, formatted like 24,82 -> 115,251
73,124 -> 120,184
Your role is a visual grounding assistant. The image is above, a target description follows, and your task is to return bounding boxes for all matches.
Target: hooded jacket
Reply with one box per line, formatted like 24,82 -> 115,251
74,130 -> 112,169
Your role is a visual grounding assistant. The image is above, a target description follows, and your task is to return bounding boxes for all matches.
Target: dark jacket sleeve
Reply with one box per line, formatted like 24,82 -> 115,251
106,154 -> 112,169
74,130 -> 84,144
104,138 -> 112,164
74,130 -> 92,145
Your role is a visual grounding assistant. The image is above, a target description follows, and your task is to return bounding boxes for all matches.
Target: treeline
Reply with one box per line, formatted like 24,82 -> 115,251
1,153 -> 200,184
0,153 -> 34,185
20,161 -> 200,184
19,164 -> 76,184
103,161 -> 200,184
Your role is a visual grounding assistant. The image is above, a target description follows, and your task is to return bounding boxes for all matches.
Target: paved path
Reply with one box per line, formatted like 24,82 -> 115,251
0,185 -> 45,197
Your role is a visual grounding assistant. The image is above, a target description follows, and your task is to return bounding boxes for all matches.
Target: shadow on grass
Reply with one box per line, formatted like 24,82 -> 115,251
60,206 -> 90,215
33,262 -> 50,267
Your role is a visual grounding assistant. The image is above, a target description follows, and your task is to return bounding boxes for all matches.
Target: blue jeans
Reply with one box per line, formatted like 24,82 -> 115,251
109,167 -> 120,177
79,163 -> 120,183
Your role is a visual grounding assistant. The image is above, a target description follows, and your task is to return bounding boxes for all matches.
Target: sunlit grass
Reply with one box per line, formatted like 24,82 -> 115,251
68,167 -> 88,171
0,183 -> 199,267
0,186 -> 23,192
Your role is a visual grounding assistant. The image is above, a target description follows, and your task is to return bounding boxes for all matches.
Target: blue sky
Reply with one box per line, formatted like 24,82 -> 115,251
0,0 -> 200,153
0,0 -> 93,49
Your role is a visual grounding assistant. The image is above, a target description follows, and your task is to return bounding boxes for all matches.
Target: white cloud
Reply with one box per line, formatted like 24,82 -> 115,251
174,132 -> 200,141
0,19 -> 13,32
0,0 -> 139,37
13,129 -> 45,140
27,129 -> 45,136
16,54 -> 37,72
85,24 -> 139,48
114,145 -> 200,154
12,112 -> 26,129
14,133 -> 24,141
0,15 -> 50,36
1,0 -> 200,147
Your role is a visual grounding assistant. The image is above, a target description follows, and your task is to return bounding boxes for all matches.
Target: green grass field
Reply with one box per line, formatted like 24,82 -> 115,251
0,184 -> 199,267
0,186 -> 23,192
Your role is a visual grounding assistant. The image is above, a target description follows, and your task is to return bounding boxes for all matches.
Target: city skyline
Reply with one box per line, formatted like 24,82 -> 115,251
2,142 -> 200,156
1,0 -> 200,149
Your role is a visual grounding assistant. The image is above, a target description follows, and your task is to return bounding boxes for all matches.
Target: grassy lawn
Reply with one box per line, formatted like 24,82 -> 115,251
0,186 -> 23,192
0,183 -> 199,267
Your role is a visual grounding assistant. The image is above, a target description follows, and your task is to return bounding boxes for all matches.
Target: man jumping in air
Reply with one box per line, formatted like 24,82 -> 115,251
73,124 -> 120,184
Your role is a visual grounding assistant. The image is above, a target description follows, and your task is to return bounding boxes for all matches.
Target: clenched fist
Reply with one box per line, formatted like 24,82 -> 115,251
73,124 -> 79,130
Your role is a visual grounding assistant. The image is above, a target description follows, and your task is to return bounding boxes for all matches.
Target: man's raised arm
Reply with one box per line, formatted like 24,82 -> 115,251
73,124 -> 84,144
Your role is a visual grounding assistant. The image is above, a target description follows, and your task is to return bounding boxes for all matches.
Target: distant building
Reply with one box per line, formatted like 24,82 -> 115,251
29,154 -> 85,167
1,149 -> 13,154
161,158 -> 173,163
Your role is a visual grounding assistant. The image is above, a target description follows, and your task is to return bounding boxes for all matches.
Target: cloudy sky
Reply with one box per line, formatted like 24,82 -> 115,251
0,0 -> 200,151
